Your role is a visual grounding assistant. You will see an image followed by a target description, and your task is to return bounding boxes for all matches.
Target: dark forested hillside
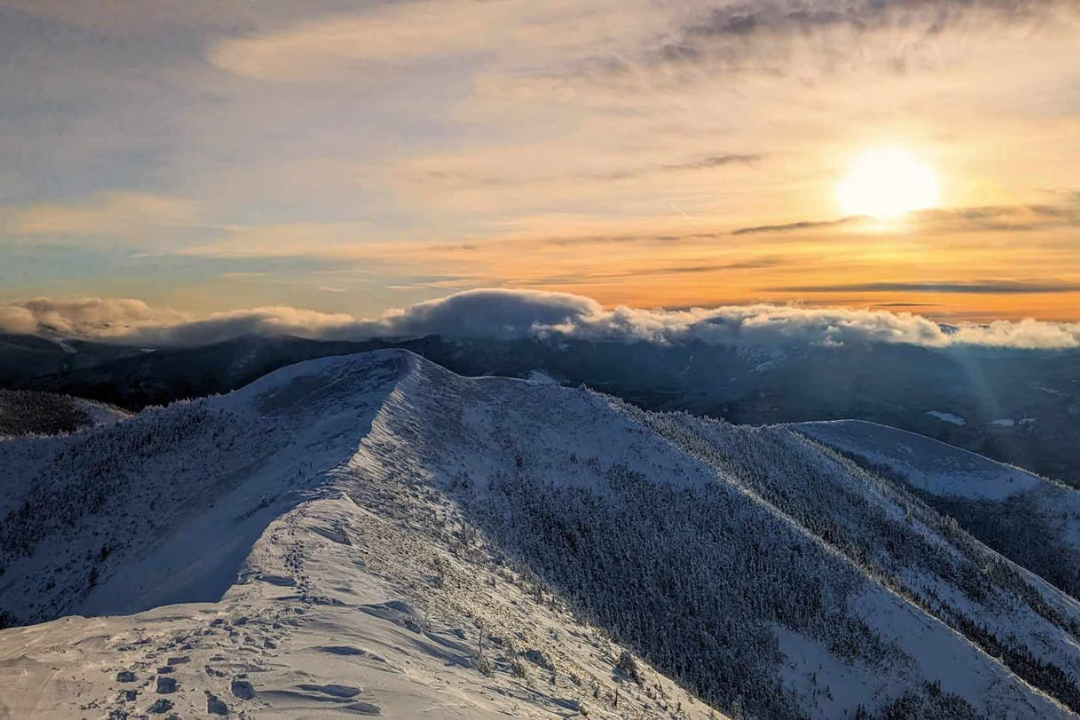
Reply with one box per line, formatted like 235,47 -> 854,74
0,388 -> 128,437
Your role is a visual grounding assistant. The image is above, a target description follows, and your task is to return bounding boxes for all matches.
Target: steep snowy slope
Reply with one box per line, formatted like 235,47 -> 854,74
1,351 -> 1079,718
798,420 -> 1080,602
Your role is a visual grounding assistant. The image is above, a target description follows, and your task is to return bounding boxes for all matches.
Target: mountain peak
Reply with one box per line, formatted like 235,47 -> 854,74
3,350 -> 1080,718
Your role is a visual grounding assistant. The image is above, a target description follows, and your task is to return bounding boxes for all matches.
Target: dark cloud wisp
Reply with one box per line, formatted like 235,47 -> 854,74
773,280 -> 1080,294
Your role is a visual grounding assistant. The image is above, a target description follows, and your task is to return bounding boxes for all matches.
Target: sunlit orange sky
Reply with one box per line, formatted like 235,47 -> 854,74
2,0 -> 1079,323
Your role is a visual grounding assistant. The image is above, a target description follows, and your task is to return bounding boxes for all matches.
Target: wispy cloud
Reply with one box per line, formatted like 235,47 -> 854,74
207,0 -> 667,83
683,1 -> 1060,40
919,203 -> 1080,232
400,152 -> 763,194
731,216 -> 864,236
639,0 -> 1076,78
515,257 -> 785,286
731,200 -> 1080,236
593,154 -> 762,181
773,280 -> 1080,294
3,192 -> 194,237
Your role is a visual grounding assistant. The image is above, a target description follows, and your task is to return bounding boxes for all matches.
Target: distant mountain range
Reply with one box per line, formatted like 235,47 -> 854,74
0,332 -> 143,386
4,331 -> 1079,486
4,350 -> 1080,717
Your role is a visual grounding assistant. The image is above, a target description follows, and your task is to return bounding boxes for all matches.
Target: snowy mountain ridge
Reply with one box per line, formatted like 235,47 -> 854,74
1,350 -> 1080,718
797,420 -> 1080,607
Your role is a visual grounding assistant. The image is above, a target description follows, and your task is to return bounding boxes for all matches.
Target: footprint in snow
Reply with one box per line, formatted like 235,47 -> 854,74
316,645 -> 366,656
206,691 -> 230,715
231,679 -> 257,699
147,697 -> 173,714
345,701 -> 383,715
298,683 -> 362,698
258,574 -> 297,587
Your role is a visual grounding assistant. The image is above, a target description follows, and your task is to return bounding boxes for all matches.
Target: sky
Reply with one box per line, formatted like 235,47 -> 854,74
2,0 -> 1080,331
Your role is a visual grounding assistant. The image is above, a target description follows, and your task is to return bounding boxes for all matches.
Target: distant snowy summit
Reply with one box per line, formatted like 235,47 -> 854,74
2,350 -> 1080,718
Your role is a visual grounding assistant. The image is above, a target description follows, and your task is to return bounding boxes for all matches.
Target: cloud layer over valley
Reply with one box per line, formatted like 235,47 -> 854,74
4,289 -> 1079,351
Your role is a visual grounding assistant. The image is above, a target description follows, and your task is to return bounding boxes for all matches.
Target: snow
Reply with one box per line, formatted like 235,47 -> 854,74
926,410 -> 966,425
850,588 -> 1062,718
0,558 -> 638,719
986,417 -> 1035,428
749,358 -> 782,373
2,351 -> 1080,718
797,420 -> 1040,500
0,351 -> 716,720
774,625 -> 878,717
796,418 -> 1080,646
526,369 -> 559,385
73,398 -> 130,429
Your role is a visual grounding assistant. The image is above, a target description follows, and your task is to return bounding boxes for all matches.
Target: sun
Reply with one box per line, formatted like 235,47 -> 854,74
836,147 -> 941,221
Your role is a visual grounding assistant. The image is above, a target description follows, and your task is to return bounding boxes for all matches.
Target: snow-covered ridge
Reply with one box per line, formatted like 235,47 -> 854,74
796,420 -> 1042,500
797,418 -> 1080,609
0,351 -> 712,719
1,350 -> 1079,718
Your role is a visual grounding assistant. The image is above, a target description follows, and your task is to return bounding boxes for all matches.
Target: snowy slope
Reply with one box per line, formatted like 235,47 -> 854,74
796,420 -> 1041,500
797,419 -> 1080,603
0,352 -> 714,720
1,351 -> 1079,718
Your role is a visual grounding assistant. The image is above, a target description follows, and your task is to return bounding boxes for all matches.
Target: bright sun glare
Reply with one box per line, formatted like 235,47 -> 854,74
836,147 -> 941,221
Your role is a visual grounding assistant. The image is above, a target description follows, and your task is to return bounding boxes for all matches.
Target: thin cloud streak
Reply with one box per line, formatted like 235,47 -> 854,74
774,281 -> 1080,294
731,217 -> 865,236
731,200 -> 1080,236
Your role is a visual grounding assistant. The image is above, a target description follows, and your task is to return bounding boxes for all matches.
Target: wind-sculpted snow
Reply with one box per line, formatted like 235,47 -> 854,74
1,350 -> 1078,718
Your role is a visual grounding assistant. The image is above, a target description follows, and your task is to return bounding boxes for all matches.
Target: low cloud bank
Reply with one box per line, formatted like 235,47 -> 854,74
2,289 -> 1079,350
